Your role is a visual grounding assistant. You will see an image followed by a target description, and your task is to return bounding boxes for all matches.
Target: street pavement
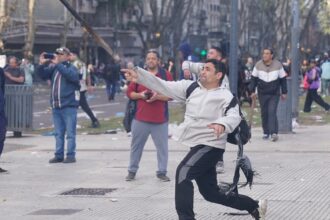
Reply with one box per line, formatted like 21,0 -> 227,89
0,124 -> 330,220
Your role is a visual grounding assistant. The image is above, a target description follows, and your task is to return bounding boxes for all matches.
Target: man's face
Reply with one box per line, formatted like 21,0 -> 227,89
9,58 -> 18,68
262,49 -> 273,63
146,52 -> 159,70
56,53 -> 69,63
199,62 -> 222,85
207,49 -> 221,60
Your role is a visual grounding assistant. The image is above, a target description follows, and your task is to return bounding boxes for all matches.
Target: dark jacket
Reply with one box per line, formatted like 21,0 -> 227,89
38,61 -> 80,109
0,68 -> 5,117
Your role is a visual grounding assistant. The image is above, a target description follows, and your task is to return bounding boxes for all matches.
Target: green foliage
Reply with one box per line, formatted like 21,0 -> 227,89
318,0 -> 330,34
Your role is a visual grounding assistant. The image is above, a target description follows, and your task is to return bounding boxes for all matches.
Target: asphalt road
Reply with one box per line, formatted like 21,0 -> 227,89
33,84 -> 128,129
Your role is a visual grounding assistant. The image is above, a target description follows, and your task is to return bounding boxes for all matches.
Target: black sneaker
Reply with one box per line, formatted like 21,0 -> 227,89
157,174 -> 170,182
63,157 -> 76,163
49,157 -> 64,163
0,167 -> 8,173
91,120 -> 100,128
125,172 -> 136,181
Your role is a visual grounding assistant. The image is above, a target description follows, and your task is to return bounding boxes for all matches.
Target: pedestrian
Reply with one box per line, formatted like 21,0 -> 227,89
70,52 -> 100,128
122,59 -> 267,220
0,67 -> 7,173
320,53 -> 330,96
4,56 -> 25,137
125,50 -> 173,182
21,58 -> 34,86
104,56 -> 121,101
249,48 -> 287,142
181,46 -> 229,173
303,59 -> 330,112
38,47 -> 80,163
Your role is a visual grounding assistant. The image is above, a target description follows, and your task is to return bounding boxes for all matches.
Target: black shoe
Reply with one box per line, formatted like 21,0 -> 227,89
0,167 -> 8,173
63,157 -> 76,163
91,120 -> 100,128
49,157 -> 64,163
125,172 -> 136,181
157,174 -> 170,182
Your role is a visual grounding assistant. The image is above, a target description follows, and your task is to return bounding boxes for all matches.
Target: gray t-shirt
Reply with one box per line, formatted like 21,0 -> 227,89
4,66 -> 24,84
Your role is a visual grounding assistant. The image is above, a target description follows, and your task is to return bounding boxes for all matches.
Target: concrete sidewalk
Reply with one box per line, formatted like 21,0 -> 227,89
0,125 -> 329,220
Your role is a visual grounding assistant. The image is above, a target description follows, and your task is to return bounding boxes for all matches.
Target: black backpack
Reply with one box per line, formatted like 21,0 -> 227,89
186,81 -> 251,145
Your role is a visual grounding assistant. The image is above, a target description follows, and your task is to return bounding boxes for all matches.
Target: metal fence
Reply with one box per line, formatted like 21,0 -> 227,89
4,85 -> 33,132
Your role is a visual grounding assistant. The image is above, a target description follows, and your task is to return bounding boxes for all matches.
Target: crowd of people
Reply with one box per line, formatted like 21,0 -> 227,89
1,43 -> 330,220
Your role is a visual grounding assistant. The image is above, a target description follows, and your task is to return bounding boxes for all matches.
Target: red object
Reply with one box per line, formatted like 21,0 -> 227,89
126,71 -> 173,123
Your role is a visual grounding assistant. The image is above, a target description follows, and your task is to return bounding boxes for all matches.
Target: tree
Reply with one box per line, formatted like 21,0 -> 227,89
127,0 -> 193,58
317,0 -> 330,34
24,0 -> 36,59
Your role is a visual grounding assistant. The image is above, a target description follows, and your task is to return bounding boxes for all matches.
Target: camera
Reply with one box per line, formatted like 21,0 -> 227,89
145,91 -> 153,100
43,53 -> 55,59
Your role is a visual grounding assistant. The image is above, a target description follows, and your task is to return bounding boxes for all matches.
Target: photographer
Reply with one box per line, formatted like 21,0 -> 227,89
38,47 -> 80,164
125,50 -> 173,182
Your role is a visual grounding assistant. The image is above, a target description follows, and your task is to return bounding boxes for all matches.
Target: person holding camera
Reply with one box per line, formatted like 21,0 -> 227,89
38,47 -> 80,163
125,50 -> 173,182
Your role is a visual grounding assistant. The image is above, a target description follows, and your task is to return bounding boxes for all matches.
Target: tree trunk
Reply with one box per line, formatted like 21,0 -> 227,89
24,0 -> 36,59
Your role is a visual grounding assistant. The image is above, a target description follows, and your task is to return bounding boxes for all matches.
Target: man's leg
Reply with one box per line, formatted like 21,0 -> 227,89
258,94 -> 270,137
0,115 -> 6,157
63,107 -> 77,160
52,109 -> 66,160
128,120 -> 150,175
79,91 -> 99,125
150,122 -> 169,177
267,95 -> 280,135
110,81 -> 117,100
175,145 -> 222,220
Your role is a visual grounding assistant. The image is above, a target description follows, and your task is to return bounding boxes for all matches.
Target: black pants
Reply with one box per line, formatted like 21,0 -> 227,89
303,89 -> 330,112
258,94 -> 279,135
0,114 -> 6,157
79,91 -> 98,123
175,145 -> 258,220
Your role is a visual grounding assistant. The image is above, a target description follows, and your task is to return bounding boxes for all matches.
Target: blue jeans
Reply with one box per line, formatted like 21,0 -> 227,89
52,107 -> 77,159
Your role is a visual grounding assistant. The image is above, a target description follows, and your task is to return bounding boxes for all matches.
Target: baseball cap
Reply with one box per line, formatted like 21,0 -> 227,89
55,47 -> 71,55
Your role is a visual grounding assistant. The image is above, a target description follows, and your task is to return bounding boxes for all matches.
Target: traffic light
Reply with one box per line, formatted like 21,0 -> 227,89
200,49 -> 207,57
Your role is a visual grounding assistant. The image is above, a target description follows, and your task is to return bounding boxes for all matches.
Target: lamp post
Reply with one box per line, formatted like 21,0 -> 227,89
291,0 -> 300,119
229,0 -> 238,95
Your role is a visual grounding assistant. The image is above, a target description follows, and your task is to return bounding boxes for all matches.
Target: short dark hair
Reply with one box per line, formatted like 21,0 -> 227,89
205,59 -> 226,74
205,59 -> 226,85
146,49 -> 160,59
210,46 -> 223,57
263,47 -> 274,55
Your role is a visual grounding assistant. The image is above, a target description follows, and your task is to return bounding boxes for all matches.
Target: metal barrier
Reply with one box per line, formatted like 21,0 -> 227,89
4,85 -> 34,132
277,78 -> 292,133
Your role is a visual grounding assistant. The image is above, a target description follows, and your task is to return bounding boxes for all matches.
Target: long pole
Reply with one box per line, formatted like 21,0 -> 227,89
58,0 -> 115,58
229,0 -> 238,95
291,0 -> 300,119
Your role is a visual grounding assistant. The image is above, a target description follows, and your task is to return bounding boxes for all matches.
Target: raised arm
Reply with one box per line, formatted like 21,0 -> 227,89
122,67 -> 193,102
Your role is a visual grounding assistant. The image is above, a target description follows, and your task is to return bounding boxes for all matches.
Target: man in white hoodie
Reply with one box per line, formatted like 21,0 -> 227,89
182,46 -> 228,173
122,59 -> 267,220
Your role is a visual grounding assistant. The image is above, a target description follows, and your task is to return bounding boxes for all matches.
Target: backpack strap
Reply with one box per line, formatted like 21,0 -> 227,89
186,81 -> 199,99
224,96 -> 244,118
